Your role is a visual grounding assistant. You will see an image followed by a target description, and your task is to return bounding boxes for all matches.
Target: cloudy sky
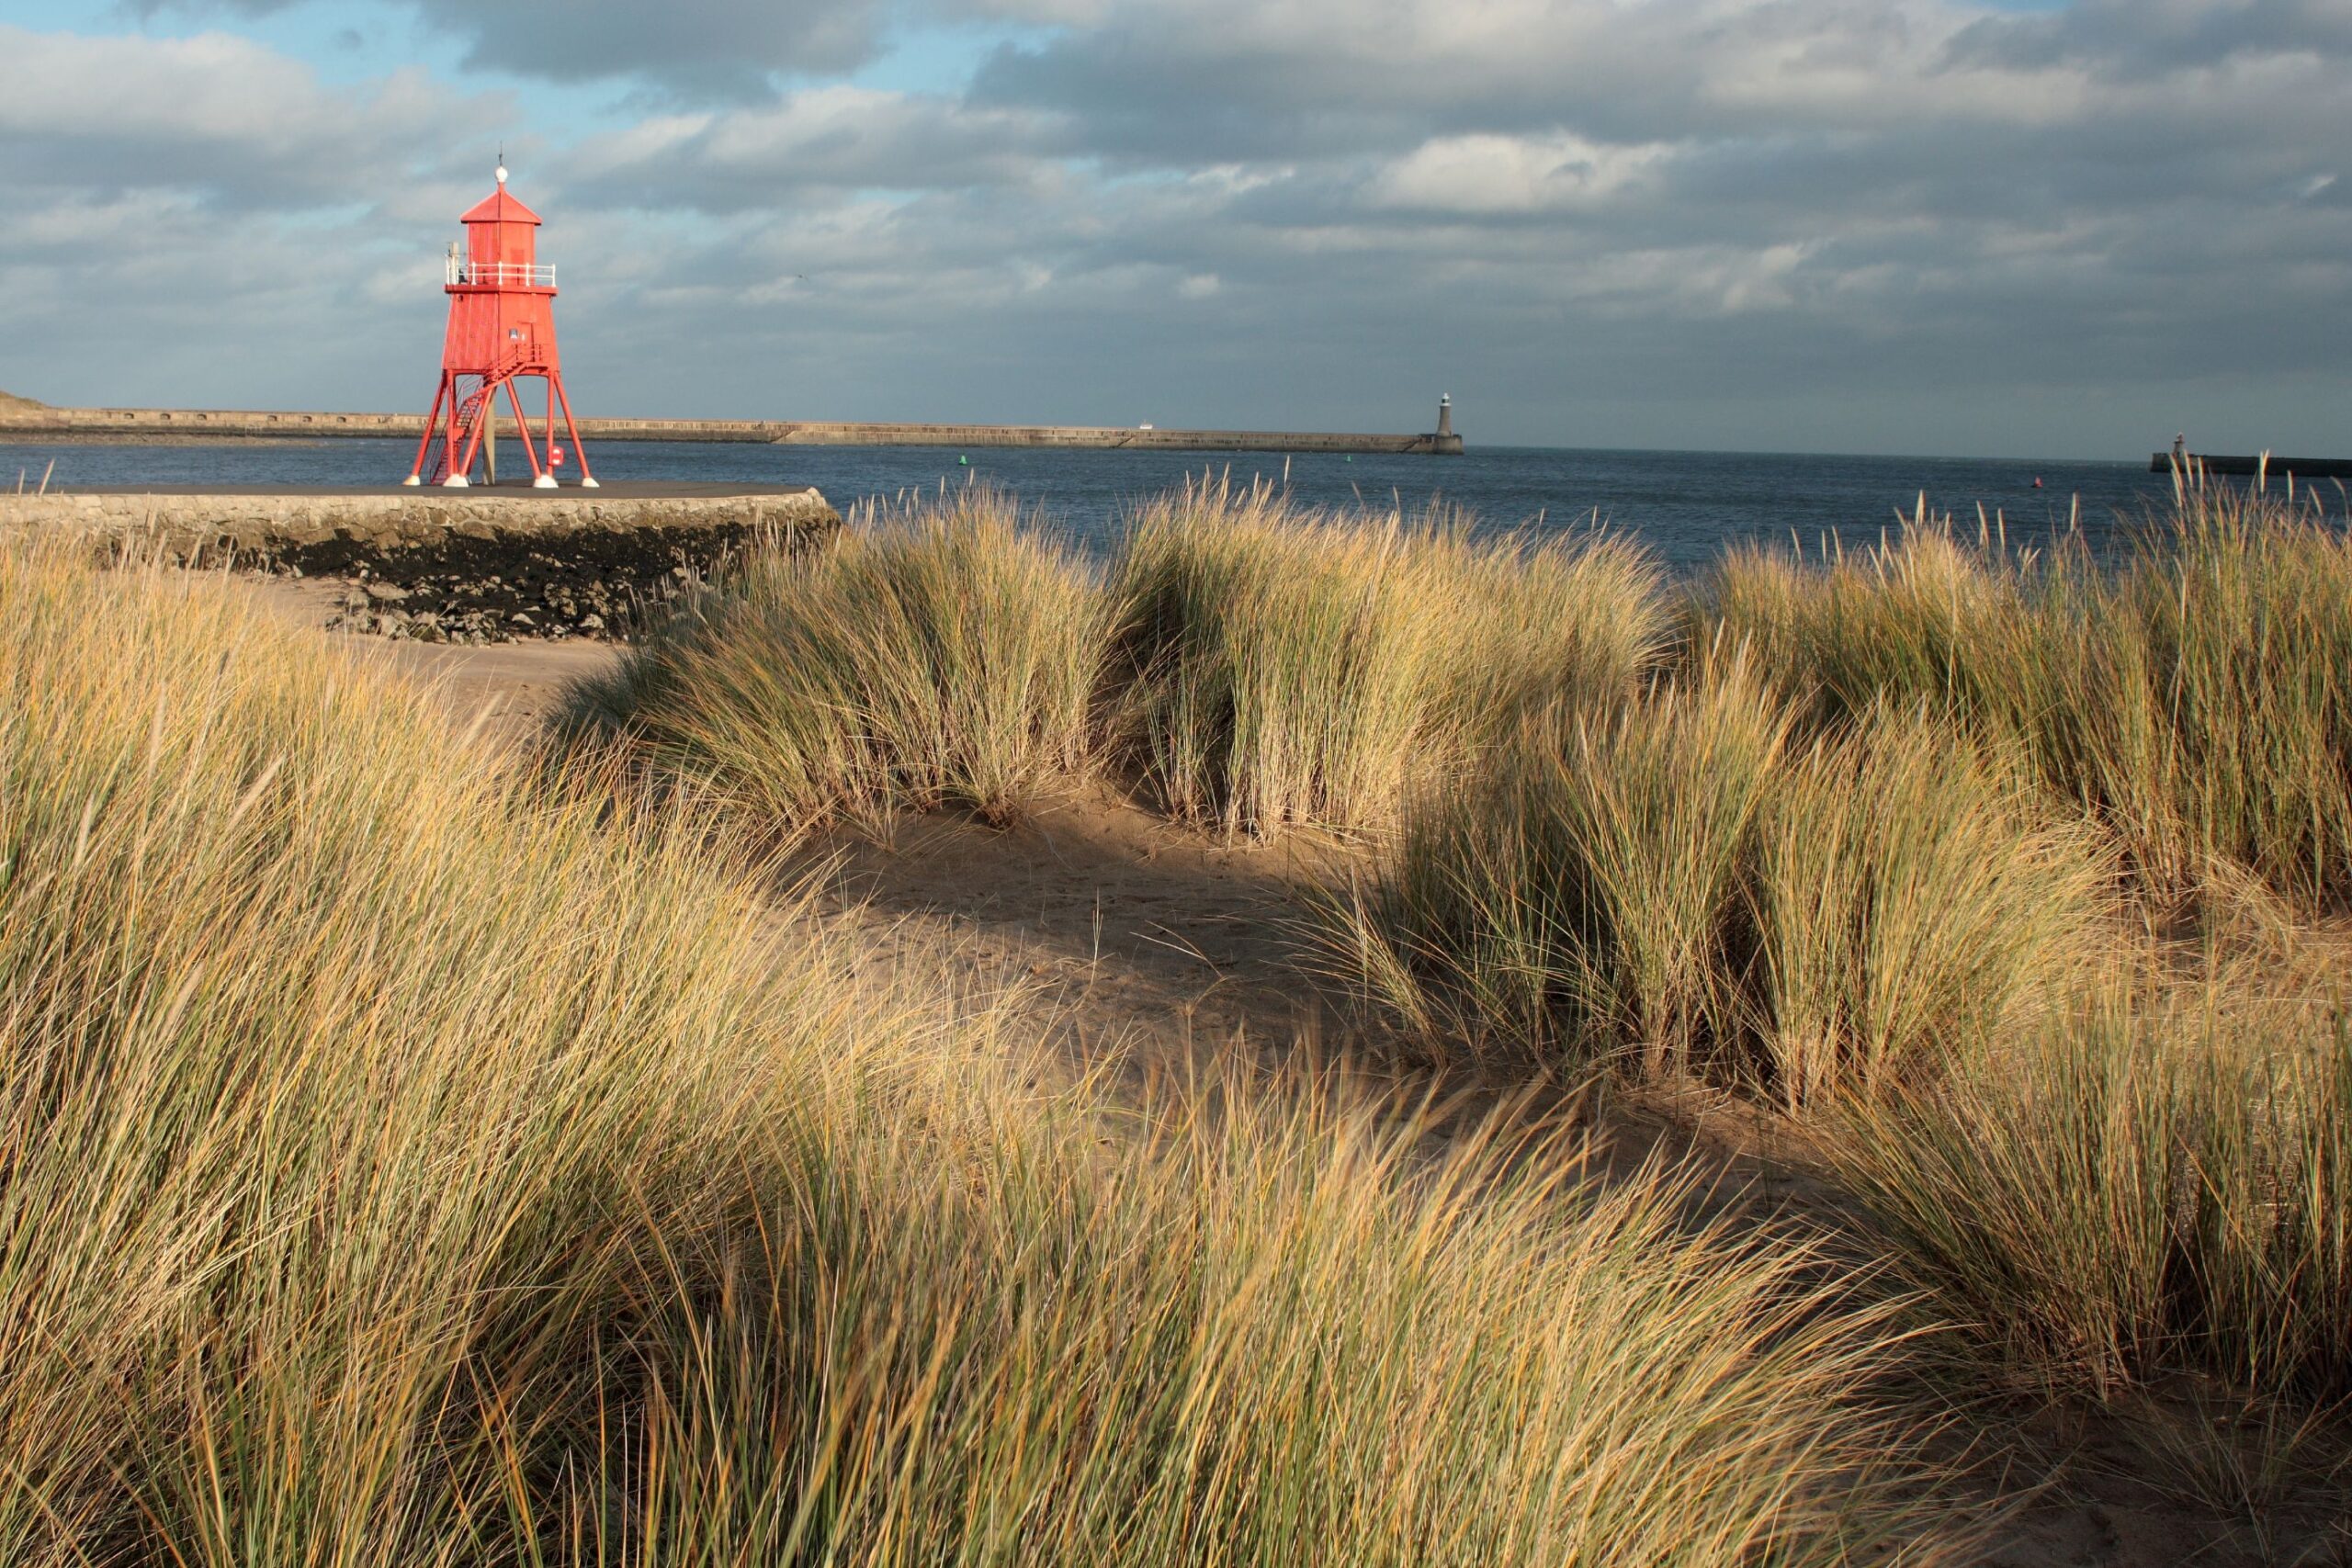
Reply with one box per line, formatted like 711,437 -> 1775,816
0,0 -> 2345,457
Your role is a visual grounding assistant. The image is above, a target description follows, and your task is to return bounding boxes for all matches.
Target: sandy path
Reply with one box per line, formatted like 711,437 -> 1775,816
780,788 -> 1365,1086
247,576 -> 625,744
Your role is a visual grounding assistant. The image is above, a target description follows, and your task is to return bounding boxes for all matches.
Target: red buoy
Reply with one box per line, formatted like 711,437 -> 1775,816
404,164 -> 597,490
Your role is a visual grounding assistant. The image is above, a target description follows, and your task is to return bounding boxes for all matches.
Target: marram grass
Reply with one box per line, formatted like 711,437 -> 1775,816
400,468 -> 2352,1457
570,484 -> 1102,837
591,477 -> 2352,914
1106,473 -> 1668,836
1702,483 -> 2352,909
1745,705 -> 2113,1107
591,477 -> 1669,842
1331,479 -> 2352,1434
1829,959 -> 2352,1408
1343,649 -> 2109,1102
0,543 -> 1944,1564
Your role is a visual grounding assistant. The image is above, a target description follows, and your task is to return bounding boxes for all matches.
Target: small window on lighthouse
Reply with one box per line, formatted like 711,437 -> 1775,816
508,327 -> 523,340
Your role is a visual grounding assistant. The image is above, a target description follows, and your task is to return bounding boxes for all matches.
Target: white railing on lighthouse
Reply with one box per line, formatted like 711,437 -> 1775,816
446,255 -> 557,288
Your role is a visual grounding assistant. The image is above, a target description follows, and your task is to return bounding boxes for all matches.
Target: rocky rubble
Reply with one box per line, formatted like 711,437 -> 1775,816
315,554 -> 705,644
298,524 -> 798,643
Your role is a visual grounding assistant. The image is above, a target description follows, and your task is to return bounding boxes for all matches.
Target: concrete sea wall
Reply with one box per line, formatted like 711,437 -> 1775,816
0,487 -> 840,643
0,406 -> 1464,456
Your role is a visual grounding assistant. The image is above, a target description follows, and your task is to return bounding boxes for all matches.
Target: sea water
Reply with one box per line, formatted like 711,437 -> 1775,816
0,437 -> 2191,574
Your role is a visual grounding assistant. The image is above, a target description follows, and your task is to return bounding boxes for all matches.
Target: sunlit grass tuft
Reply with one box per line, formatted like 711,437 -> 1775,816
571,484 -> 1102,837
588,475 -> 1669,845
1702,483 -> 2352,909
1829,956 -> 2352,1411
1344,649 -> 2108,1100
1106,473 -> 1668,837
1747,706 -> 2113,1107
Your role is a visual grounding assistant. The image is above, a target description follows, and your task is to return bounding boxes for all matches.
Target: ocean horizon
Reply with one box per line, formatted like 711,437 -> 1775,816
1,435 -> 2208,573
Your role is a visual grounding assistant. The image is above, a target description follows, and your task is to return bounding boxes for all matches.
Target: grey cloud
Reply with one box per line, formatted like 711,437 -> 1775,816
1944,0 -> 2352,73
561,90 -> 1077,209
964,0 -> 2352,167
7,0 -> 2352,457
134,0 -> 897,92
417,0 -> 886,90
0,26 -> 500,209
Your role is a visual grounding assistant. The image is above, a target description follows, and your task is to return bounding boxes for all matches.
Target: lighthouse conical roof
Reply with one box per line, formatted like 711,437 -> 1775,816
459,185 -> 541,225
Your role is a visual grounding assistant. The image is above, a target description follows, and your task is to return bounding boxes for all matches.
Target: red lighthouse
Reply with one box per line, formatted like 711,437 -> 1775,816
404,164 -> 596,488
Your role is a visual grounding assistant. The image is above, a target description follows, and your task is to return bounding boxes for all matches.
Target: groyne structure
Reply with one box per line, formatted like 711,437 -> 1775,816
0,483 -> 839,643
2148,451 -> 2352,479
0,403 -> 1465,456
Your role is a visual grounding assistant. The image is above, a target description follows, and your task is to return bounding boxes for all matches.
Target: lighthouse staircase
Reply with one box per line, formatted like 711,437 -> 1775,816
425,350 -> 534,484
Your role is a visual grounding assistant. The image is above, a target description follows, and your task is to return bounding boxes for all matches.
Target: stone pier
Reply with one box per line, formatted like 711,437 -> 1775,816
0,483 -> 839,641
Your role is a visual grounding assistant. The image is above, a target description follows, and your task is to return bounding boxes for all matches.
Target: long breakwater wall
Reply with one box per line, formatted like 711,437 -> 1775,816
1,406 -> 1464,456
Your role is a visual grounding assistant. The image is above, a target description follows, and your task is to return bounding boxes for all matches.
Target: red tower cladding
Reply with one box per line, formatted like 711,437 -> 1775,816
405,164 -> 596,488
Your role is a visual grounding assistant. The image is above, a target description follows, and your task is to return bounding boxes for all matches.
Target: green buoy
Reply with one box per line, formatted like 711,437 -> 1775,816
959,455 -> 969,466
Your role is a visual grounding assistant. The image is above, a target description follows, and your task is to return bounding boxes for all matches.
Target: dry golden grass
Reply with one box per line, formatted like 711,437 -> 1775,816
1829,949 -> 2352,1412
1702,484 -> 2352,909
1336,481 -> 2352,1450
254,468 -> 2352,1541
590,477 -> 1669,844
0,542 -> 1941,1565
1106,473 -> 1668,836
569,485 -> 1102,837
1345,650 -> 2109,1103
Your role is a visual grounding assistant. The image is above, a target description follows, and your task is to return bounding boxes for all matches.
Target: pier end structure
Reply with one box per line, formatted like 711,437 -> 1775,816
1429,394 -> 1463,455
0,484 -> 839,639
0,483 -> 835,558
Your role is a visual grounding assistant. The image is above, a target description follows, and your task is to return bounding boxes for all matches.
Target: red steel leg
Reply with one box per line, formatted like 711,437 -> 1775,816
550,373 -> 595,485
442,377 -> 469,482
407,375 -> 447,483
453,377 -> 494,482
503,378 -> 547,482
